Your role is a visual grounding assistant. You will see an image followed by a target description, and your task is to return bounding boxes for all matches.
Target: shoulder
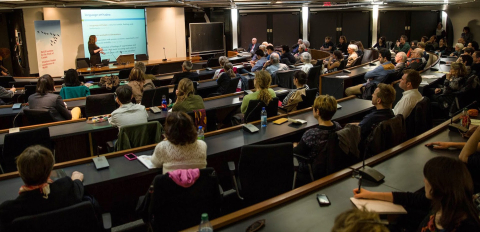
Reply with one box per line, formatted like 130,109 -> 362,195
195,140 -> 207,150
191,94 -> 203,101
268,88 -> 276,95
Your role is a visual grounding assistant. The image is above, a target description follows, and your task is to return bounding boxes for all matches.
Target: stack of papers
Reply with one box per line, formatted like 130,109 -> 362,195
350,197 -> 407,214
137,155 -> 156,169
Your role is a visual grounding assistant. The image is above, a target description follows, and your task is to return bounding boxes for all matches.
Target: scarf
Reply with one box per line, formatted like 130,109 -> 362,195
19,178 -> 53,199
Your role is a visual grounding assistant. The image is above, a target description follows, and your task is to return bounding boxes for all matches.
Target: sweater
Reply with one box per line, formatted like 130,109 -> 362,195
151,140 -> 207,174
172,94 -> 205,113
241,88 -> 277,114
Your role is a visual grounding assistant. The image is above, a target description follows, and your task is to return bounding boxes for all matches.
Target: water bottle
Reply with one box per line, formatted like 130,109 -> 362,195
198,213 -> 213,232
161,95 -> 167,112
261,107 -> 267,128
197,126 -> 204,140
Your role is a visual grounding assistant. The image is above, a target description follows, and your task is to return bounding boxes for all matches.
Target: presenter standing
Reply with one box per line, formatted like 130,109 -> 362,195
88,35 -> 105,66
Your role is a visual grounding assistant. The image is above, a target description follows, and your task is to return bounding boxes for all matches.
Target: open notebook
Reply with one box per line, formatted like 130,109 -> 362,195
350,197 -> 407,214
137,155 -> 156,169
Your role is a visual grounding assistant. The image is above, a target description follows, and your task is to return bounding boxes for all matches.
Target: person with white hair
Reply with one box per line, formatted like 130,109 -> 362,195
213,56 -> 236,79
395,52 -> 407,72
406,48 -> 427,71
303,40 -> 310,51
300,52 -> 313,74
294,44 -> 307,61
450,43 -> 465,57
293,38 -> 303,53
248,38 -> 259,54
346,44 -> 359,67
252,44 -> 267,63
263,53 -> 288,75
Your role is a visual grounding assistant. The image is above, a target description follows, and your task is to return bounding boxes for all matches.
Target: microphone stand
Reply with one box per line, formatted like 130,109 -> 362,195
162,47 -> 167,61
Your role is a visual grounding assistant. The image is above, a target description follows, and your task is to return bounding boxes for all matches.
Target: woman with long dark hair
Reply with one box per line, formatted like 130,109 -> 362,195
88,35 -> 105,66
353,156 -> 480,231
127,68 -> 155,103
373,36 -> 387,49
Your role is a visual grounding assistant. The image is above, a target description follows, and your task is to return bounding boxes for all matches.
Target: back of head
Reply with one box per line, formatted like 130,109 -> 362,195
355,41 -> 364,51
182,60 -> 193,72
282,45 -> 290,53
413,48 -> 423,58
460,54 -> 473,66
333,50 -> 343,60
313,95 -> 337,121
128,68 -> 145,82
403,69 -> 422,89
293,70 -> 307,85
376,83 -> 395,108
255,48 -> 265,57
164,111 -> 196,146
303,40 -> 310,48
417,42 -> 426,49
423,156 -> 480,230
471,41 -> 479,51
396,52 -> 407,62
451,62 -> 468,77
301,52 -> 312,63
456,43 -> 465,50
270,53 -> 280,64
115,85 -> 133,104
332,208 -> 389,232
474,51 -> 480,60
64,69 -> 80,87
36,74 -> 55,95
223,62 -> 236,78
464,47 -> 474,55
134,62 -> 147,74
88,35 -> 96,45
378,48 -> 391,61
266,45 -> 274,52
176,78 -> 195,103
218,56 -> 229,67
17,145 -> 54,186
254,70 -> 272,105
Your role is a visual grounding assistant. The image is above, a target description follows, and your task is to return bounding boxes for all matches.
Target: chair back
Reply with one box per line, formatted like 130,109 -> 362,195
59,86 -> 90,100
89,87 -> 115,95
136,54 -> 148,61
115,121 -> 163,151
85,93 -> 116,117
353,55 -> 363,66
361,49 -> 378,64
306,65 -> 321,90
276,70 -> 295,89
141,87 -> 169,107
0,76 -> 14,88
405,97 -> 432,139
319,133 -> 356,178
118,69 -> 132,80
386,41 -> 394,50
338,59 -> 347,71
365,114 -> 405,157
2,127 -> 52,173
24,85 -> 37,101
382,71 -> 400,84
244,97 -> 278,123
23,109 -> 55,125
226,77 -> 240,94
11,201 -> 102,232
296,88 -> 318,110
148,168 -> 222,232
207,58 -> 220,67
76,58 -> 90,69
238,143 -> 294,203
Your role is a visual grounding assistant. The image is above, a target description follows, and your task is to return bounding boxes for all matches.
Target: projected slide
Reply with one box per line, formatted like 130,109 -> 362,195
81,9 -> 147,61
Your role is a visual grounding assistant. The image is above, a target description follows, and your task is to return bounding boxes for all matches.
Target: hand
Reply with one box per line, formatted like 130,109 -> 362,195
101,52 -> 106,55
10,87 -> 16,93
353,188 -> 374,199
71,171 -> 84,182
293,142 -> 298,147
446,73 -> 451,80
99,48 -> 103,51
1,71 -> 6,76
425,142 -> 452,149
434,88 -> 441,94
175,90 -> 179,95
396,41 -> 400,47
462,126 -> 480,138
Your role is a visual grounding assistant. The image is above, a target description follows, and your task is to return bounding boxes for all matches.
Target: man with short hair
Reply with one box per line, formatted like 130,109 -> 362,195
395,52 -> 407,72
345,49 -> 395,96
248,38 -> 259,54
464,47 -> 474,56
320,36 -> 334,52
134,61 -> 155,80
170,60 -> 199,85
405,48 -> 426,71
292,38 -> 303,53
252,45 -> 266,62
109,85 -> 148,128
472,51 -> 480,75
263,53 -> 288,75
393,69 -> 423,118
251,49 -> 268,72
281,45 -> 296,65
266,45 -> 275,60
394,35 -> 411,53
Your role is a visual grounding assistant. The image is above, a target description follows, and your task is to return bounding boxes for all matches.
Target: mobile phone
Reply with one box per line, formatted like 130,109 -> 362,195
12,103 -> 21,109
317,194 -> 331,206
124,153 -> 137,161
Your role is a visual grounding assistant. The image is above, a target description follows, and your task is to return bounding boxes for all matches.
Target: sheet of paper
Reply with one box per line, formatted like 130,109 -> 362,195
350,197 -> 407,214
471,119 -> 480,126
422,75 -> 440,79
288,118 -> 307,124
137,155 -> 156,169
420,81 -> 429,85
275,90 -> 288,94
336,75 -> 350,78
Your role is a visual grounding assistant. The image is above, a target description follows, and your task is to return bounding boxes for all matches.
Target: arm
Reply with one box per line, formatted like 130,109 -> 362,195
293,139 -> 311,157
353,188 -> 393,202
0,87 -> 14,98
459,126 -> 480,162
150,143 -> 165,168
55,95 -> 72,120
364,66 -> 383,80
326,60 -> 340,70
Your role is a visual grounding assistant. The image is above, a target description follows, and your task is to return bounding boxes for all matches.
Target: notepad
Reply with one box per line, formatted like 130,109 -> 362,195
288,118 -> 307,124
350,197 -> 407,214
137,155 -> 156,169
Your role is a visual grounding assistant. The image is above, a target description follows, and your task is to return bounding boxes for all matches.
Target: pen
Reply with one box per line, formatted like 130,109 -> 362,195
357,176 -> 362,193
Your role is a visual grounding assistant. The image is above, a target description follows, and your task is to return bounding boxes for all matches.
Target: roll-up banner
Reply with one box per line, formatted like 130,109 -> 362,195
34,20 -> 64,77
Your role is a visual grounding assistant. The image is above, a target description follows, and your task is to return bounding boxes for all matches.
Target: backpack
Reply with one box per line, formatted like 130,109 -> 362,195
99,75 -> 120,90
362,82 -> 377,100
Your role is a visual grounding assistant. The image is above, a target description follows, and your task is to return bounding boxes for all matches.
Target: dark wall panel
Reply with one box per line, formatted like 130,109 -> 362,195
272,13 -> 300,46
309,12 -> 337,49
239,14 -> 267,49
342,12 -> 370,47
379,11 -> 406,43
410,11 -> 439,42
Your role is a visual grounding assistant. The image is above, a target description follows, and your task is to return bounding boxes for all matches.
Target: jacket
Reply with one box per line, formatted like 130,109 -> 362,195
336,124 -> 361,159
59,86 -> 90,100
28,93 -> 72,121
115,121 -> 164,151
216,72 -> 232,94
128,79 -> 155,103
172,94 -> 205,113
283,88 -> 306,112
365,114 -> 405,156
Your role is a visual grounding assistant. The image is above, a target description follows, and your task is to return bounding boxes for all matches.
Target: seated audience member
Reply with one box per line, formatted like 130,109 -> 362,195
373,36 -> 387,49
472,51 -> 480,75
282,70 -> 309,106
294,44 -> 307,61
357,84 -> 395,142
427,35 -> 438,50
462,26 -> 473,44
324,50 -> 344,73
213,56 -> 237,79
292,38 -> 303,54
128,68 -> 155,103
300,52 -> 313,74
420,36 -> 429,44
393,70 -> 423,118
450,43 -> 465,57
458,37 -> 467,47
261,41 -> 268,47
247,37 -> 259,54
394,52 -> 407,72
303,40 -> 310,52
0,85 -> 15,101
61,69 -> 90,99
345,49 -> 395,96
353,156 -> 480,232
336,36 -> 348,54
320,36 -> 334,52
406,40 -> 417,58
331,208 -> 389,232
63,69 -> 83,87
135,62 -> 155,80
265,45 -> 276,60
240,70 -> 276,114
355,41 -> 365,57
264,53 -> 288,75
281,45 -> 296,65
293,95 -> 342,178
417,42 -> 430,60
28,74 -> 81,121
251,45 -> 266,62
458,54 -> 474,73
437,38 -> 447,55
346,44 -> 359,67
394,35 -> 411,53
405,48 -> 426,71
172,78 -> 204,113
216,62 -> 236,95
109,85 -> 148,128
170,61 -> 199,85
0,145 -> 85,231
467,41 -> 479,51
151,111 -> 207,174
251,49 -> 268,72
463,47 -> 474,56
350,40 -> 356,44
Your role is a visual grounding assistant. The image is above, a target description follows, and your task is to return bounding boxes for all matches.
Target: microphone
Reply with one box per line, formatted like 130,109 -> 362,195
109,49 -> 119,65
12,104 -> 25,128
448,100 -> 477,133
162,47 -> 167,61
